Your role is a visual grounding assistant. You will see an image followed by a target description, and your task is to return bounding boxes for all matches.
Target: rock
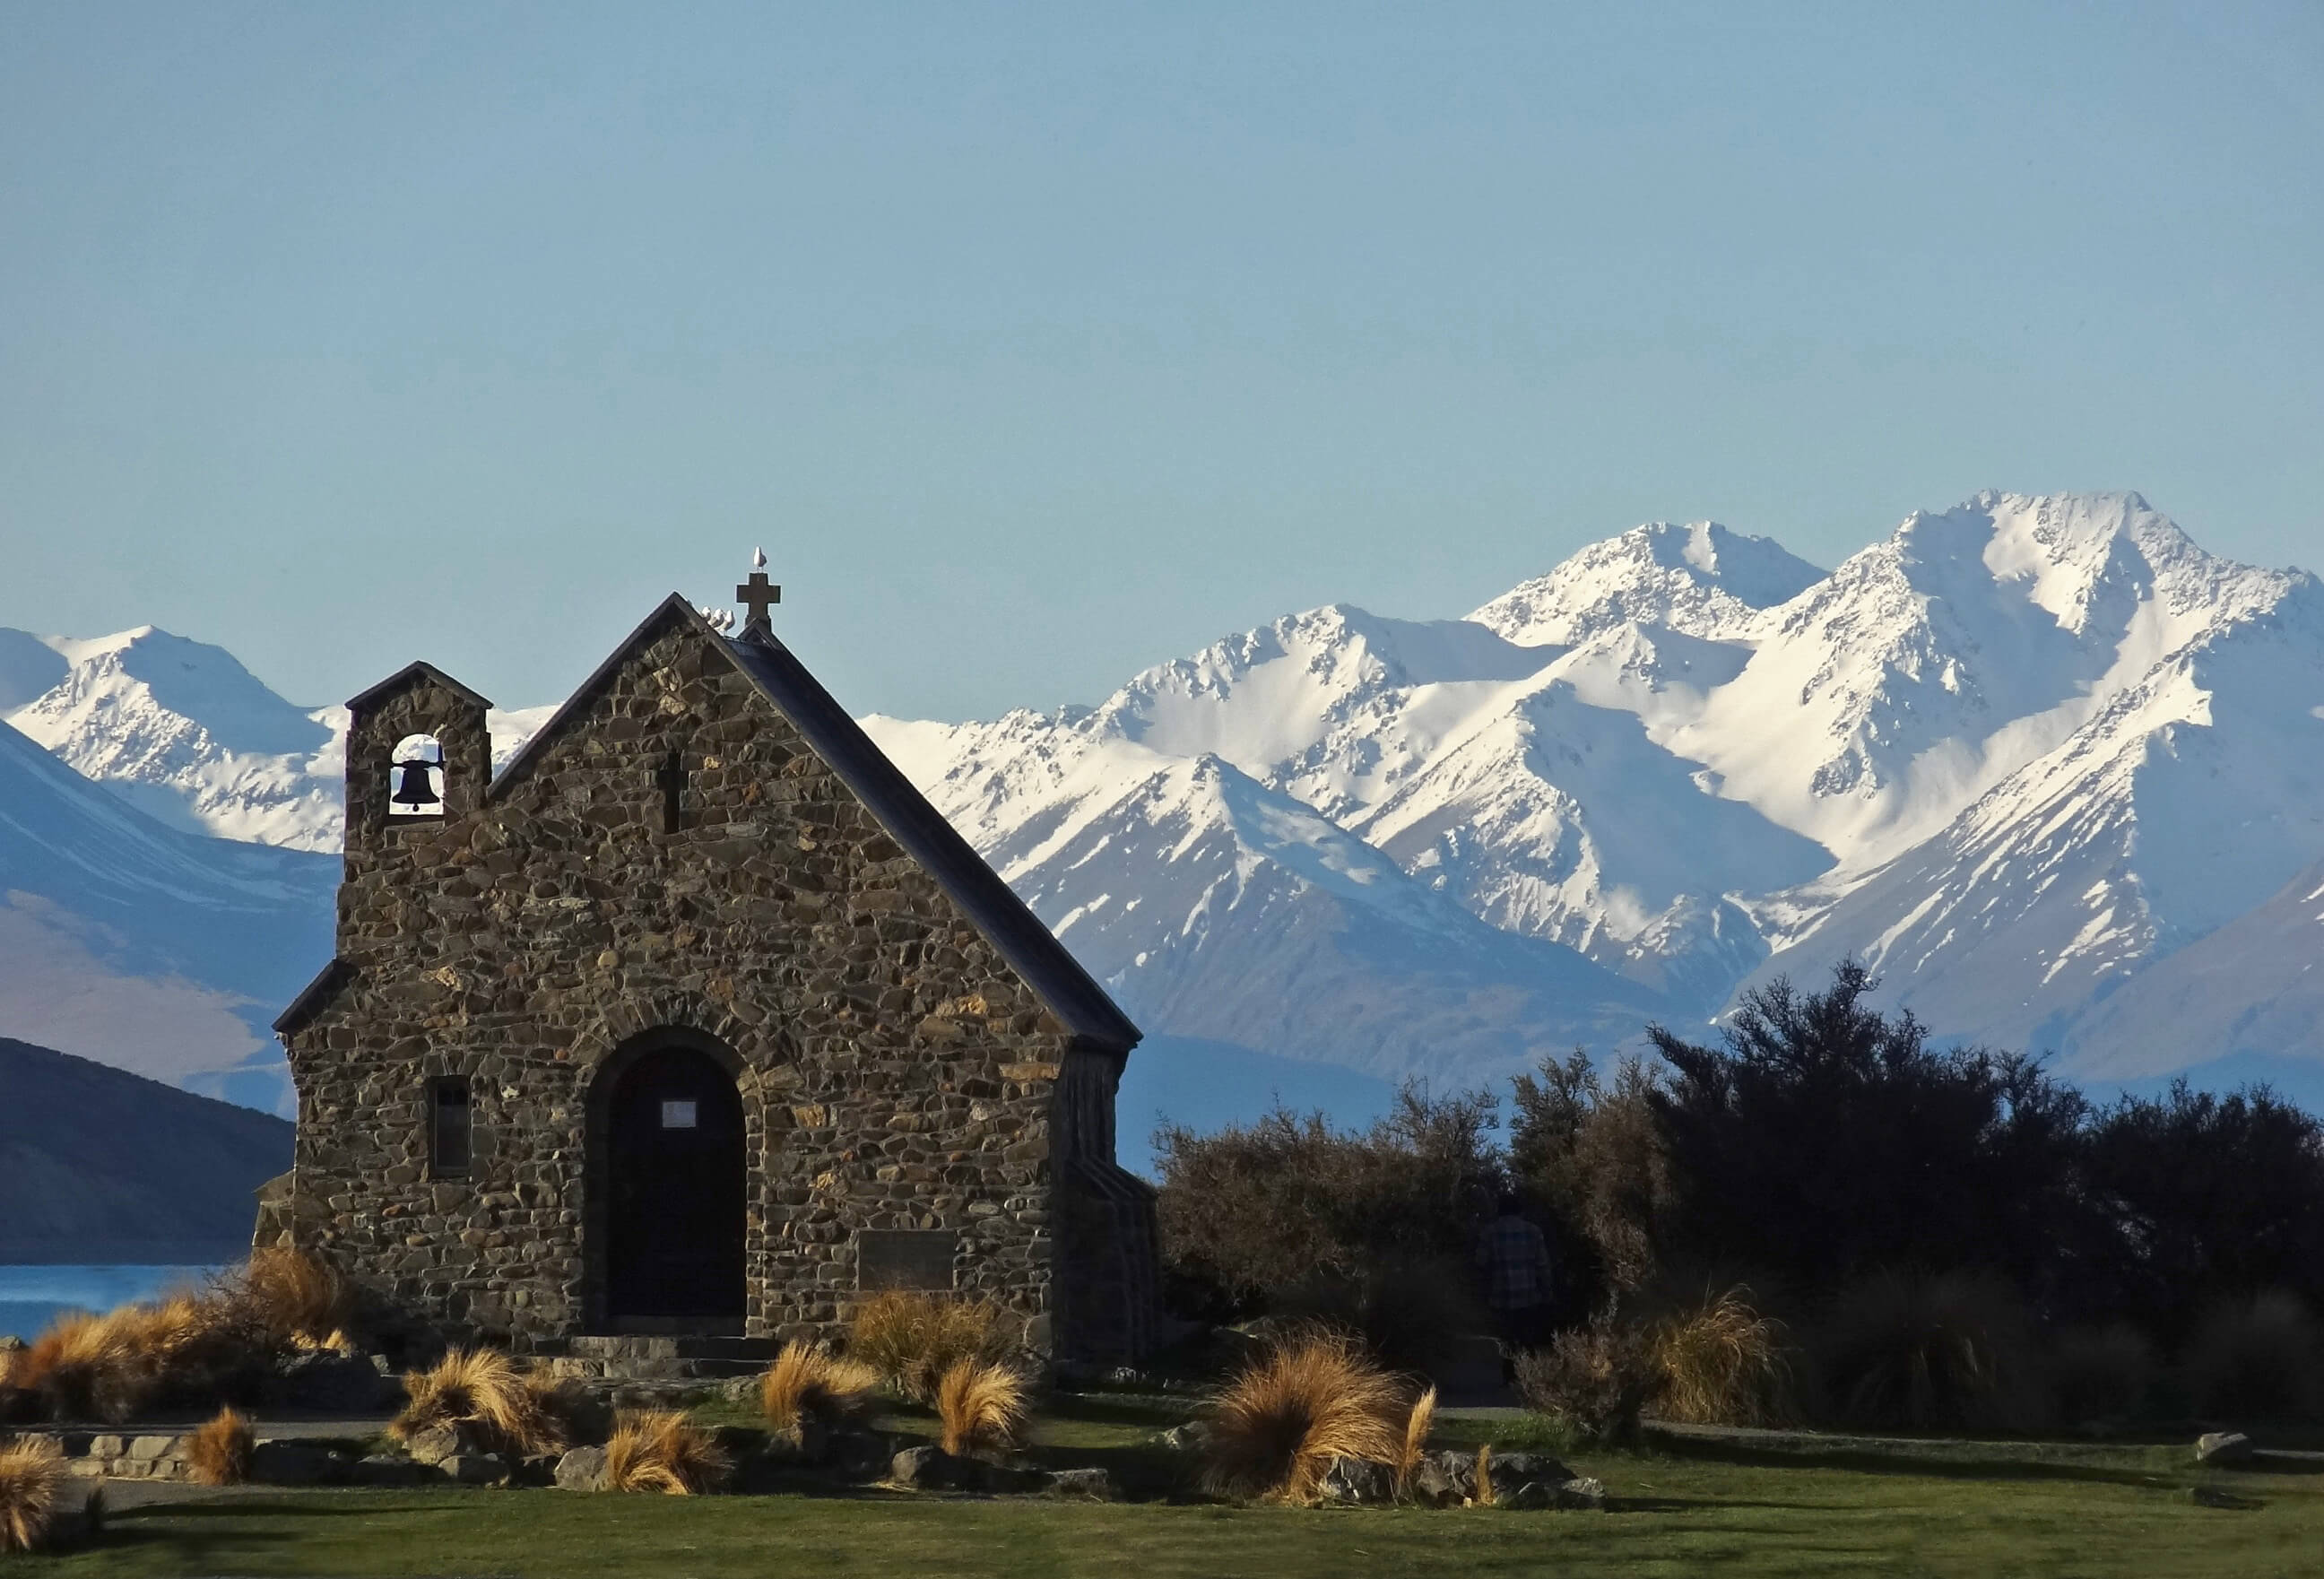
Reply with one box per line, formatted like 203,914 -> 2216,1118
1490,1452 -> 1574,1487
1155,1421 -> 1213,1456
265,1350 -> 396,1413
126,1436 -> 181,1462
351,1454 -> 434,1487
554,1445 -> 608,1491
1501,1479 -> 1555,1509
516,1453 -> 561,1487
1315,1456 -> 1397,1505
403,1424 -> 465,1467
249,1438 -> 347,1487
1410,1449 -> 1475,1507
889,1445 -> 979,1492
1555,1476 -> 1608,1511
1043,1467 -> 1116,1500
87,1436 -> 126,1461
440,1453 -> 512,1487
2196,1432 -> 2255,1465
828,1427 -> 892,1480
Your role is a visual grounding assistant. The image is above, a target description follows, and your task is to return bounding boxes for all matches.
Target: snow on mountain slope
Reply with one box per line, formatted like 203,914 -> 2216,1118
860,721 -> 1667,1083
1472,521 -> 1824,646
0,716 -> 334,1112
0,626 -> 551,849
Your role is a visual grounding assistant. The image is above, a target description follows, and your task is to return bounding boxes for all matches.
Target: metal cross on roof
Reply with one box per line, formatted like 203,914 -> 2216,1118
735,560 -> 781,636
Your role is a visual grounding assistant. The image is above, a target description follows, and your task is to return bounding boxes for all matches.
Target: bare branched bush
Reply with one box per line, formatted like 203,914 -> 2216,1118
1201,1329 -> 1408,1505
603,1410 -> 730,1495
934,1359 -> 1028,1457
1513,1318 -> 1663,1445
1511,1053 -> 1674,1305
847,1293 -> 1011,1404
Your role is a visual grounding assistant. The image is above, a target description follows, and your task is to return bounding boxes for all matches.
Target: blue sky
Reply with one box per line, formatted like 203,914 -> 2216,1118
3,3 -> 2320,719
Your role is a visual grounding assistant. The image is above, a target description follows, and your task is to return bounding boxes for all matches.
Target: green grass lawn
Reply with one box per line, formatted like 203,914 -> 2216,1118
30,1397 -> 2324,1578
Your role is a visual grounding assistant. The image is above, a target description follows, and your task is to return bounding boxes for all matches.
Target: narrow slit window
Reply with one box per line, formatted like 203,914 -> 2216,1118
429,1079 -> 473,1176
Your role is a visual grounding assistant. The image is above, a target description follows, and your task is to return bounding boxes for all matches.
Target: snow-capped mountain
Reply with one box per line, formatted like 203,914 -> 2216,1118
0,713 -> 334,1113
9,489 -> 2321,1118
0,624 -> 552,850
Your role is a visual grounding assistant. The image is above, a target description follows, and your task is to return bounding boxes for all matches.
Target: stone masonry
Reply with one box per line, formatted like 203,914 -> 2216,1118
274,597 -> 1157,1363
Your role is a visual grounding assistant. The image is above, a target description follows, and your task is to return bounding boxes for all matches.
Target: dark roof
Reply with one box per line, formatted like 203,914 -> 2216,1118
274,957 -> 356,1036
494,594 -> 1142,1054
345,661 -> 494,716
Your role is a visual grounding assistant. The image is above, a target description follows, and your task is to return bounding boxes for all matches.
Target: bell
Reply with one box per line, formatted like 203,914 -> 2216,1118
391,758 -> 440,808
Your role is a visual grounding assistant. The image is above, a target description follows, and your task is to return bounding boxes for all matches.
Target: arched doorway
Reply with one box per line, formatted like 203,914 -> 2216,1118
602,1042 -> 746,1329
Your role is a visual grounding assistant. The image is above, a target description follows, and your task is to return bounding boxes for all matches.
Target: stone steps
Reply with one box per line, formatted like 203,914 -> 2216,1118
531,1333 -> 775,1382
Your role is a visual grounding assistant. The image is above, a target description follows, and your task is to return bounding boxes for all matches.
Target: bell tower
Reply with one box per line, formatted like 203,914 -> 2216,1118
341,661 -> 492,867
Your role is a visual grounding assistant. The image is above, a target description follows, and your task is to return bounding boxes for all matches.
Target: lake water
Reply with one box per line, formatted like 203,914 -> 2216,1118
0,1265 -> 225,1341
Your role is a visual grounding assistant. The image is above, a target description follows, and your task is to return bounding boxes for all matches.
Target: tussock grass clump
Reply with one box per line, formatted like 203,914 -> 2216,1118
1513,1319 -> 1664,1445
2183,1292 -> 2322,1422
934,1358 -> 1027,1457
12,1296 -> 245,1422
848,1293 -> 1011,1403
221,1249 -> 351,1348
759,1341 -> 882,1445
0,1435 -> 64,1552
1651,1284 -> 1793,1426
1470,1444 -> 1496,1508
1394,1384 -> 1436,1497
603,1410 -> 731,1495
1811,1270 -> 2044,1432
390,1348 -> 568,1457
1201,1329 -> 1407,1505
187,1406 -> 255,1487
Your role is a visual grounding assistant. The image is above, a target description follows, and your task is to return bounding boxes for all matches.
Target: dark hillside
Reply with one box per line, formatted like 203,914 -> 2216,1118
0,1037 -> 291,1262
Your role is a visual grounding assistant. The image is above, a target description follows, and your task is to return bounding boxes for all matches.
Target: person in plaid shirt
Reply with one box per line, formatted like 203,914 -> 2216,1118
1475,1192 -> 1557,1350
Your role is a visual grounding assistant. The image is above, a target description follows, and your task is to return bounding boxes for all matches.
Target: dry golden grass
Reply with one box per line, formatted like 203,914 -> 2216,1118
1471,1444 -> 1496,1508
390,1348 -> 568,1457
220,1250 -> 352,1348
187,1406 -> 255,1487
0,1435 -> 63,1552
1201,1329 -> 1407,1505
1394,1384 -> 1436,1497
759,1341 -> 882,1445
934,1358 -> 1028,1457
848,1292 -> 1011,1404
11,1295 -> 242,1422
602,1410 -> 731,1495
1652,1284 -> 1793,1426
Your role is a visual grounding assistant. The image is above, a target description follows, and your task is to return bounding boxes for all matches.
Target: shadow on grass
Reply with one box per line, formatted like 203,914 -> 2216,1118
1645,1430 -> 2193,1491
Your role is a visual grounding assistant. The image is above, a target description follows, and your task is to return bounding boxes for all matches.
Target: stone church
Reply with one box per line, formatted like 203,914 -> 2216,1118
271,581 -> 1158,1364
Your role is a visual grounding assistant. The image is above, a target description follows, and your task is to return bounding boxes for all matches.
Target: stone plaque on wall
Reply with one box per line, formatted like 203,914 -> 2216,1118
856,1230 -> 958,1291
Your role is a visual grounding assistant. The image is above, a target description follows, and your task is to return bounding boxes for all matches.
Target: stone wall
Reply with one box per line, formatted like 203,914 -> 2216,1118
284,608 -> 1123,1355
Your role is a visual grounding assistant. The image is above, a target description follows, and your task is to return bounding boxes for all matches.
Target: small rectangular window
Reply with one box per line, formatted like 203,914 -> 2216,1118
430,1080 -> 473,1176
660,1099 -> 698,1130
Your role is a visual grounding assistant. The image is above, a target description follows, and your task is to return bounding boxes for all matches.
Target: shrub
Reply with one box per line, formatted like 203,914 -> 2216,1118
2182,1292 -> 2323,1422
1650,1284 -> 1792,1426
1646,964 -> 2086,1299
1272,1255 -> 1488,1372
1155,1085 -> 1505,1319
2080,1086 -> 2324,1343
848,1293 -> 1011,1404
759,1341 -> 882,1445
1394,1385 -> 1436,1497
222,1250 -> 352,1349
934,1359 -> 1028,1457
1811,1270 -> 2044,1432
1513,1319 -> 1663,1445
1511,1052 -> 1676,1305
12,1296 -> 247,1422
391,1347 -> 568,1457
2049,1324 -> 2156,1424
0,1435 -> 63,1552
1201,1329 -> 1407,1505
187,1406 -> 255,1487
603,1410 -> 731,1495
